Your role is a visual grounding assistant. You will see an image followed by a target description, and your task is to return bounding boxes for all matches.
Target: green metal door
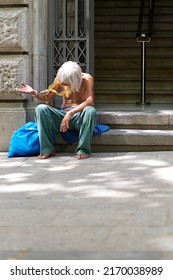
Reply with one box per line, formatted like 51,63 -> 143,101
48,0 -> 94,84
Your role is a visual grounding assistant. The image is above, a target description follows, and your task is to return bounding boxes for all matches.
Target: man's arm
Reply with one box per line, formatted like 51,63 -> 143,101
16,82 -> 55,104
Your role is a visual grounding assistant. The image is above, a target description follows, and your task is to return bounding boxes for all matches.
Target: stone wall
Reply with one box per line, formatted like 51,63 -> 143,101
0,0 -> 48,151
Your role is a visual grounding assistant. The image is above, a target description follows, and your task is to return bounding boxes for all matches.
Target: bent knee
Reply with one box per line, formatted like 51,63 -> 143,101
84,106 -> 97,116
35,104 -> 49,115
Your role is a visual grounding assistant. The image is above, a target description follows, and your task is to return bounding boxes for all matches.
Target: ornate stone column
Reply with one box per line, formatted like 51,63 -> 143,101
0,0 -> 48,151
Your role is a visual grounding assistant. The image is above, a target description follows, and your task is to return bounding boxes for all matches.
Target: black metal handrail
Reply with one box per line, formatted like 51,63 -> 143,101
136,0 -> 155,105
137,0 -> 155,38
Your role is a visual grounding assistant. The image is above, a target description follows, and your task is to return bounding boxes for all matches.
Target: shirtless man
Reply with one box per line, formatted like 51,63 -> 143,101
16,61 -> 97,159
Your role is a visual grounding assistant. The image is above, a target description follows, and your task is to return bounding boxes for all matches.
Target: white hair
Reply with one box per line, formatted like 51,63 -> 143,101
56,61 -> 82,93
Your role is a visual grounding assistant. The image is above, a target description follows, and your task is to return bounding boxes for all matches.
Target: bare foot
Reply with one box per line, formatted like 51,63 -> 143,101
38,151 -> 56,159
77,154 -> 89,159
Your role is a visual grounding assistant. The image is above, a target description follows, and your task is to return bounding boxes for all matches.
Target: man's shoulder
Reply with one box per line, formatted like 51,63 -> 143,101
82,74 -> 94,87
82,73 -> 93,79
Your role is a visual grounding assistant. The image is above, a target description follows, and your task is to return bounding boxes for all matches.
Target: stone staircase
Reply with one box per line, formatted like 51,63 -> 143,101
55,107 -> 173,153
54,0 -> 173,154
94,0 -> 173,105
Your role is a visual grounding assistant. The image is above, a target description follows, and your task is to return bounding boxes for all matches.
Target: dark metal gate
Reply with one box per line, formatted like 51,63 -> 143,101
48,0 -> 94,84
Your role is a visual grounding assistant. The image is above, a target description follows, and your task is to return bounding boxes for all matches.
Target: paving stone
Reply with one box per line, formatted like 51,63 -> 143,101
1,152 -> 173,260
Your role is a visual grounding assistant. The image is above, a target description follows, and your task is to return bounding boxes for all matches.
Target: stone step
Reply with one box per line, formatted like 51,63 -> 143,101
54,109 -> 173,153
95,47 -> 173,58
55,129 -> 173,153
95,23 -> 173,32
95,7 -> 173,16
92,129 -> 173,146
95,69 -> 173,78
95,57 -> 173,69
97,111 -> 173,129
94,94 -> 173,105
95,0 -> 173,8
95,37 -> 173,48
95,15 -> 173,24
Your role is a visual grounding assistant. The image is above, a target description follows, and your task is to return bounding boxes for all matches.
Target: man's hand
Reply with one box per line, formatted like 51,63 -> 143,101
16,82 -> 37,95
60,111 -> 73,132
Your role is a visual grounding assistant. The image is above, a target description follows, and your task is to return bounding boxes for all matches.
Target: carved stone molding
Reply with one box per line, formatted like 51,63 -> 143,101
0,0 -> 28,6
0,8 -> 28,52
0,55 -> 29,99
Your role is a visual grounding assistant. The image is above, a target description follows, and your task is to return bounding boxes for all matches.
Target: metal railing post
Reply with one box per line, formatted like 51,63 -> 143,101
136,0 -> 155,105
141,40 -> 146,105
137,34 -> 150,105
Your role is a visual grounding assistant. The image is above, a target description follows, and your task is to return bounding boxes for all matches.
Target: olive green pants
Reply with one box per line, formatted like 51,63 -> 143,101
35,104 -> 97,155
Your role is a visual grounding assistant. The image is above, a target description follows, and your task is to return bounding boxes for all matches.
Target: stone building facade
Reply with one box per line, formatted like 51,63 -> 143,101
0,0 -> 47,151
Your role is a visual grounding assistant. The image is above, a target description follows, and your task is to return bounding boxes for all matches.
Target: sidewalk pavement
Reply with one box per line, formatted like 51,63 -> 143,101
1,151 -> 173,260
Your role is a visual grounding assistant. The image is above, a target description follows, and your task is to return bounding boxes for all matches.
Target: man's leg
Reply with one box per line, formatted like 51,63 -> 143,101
75,106 -> 97,159
35,104 -> 65,158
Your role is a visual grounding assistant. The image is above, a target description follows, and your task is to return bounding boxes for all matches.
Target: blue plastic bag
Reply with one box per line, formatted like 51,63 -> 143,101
8,122 -> 40,157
